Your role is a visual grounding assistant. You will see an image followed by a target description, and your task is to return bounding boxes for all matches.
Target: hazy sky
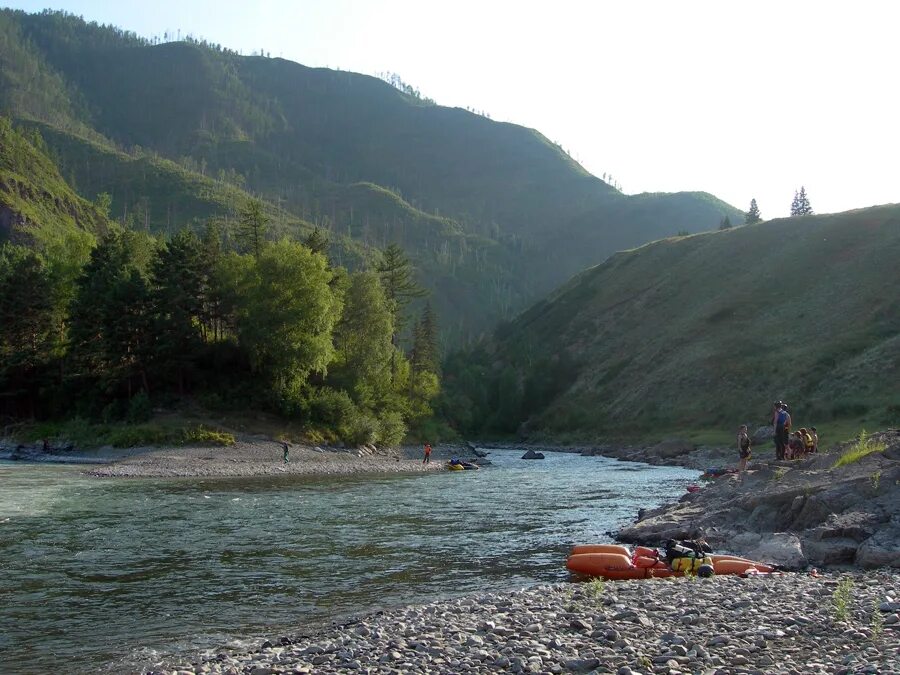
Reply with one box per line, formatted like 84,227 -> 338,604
7,0 -> 900,216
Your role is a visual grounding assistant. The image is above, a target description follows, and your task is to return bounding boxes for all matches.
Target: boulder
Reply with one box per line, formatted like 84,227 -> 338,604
739,532 -> 807,569
650,439 -> 695,459
855,524 -> 900,568
521,449 -> 545,460
751,425 -> 775,446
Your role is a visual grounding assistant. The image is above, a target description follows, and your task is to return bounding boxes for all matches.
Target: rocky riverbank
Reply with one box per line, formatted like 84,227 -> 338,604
0,438 -> 478,478
616,430 -> 900,570
156,571 -> 899,674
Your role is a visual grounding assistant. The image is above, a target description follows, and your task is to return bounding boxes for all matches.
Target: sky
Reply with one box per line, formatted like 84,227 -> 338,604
6,0 -> 900,216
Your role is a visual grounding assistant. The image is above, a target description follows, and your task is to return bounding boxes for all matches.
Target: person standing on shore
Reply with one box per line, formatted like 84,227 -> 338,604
281,441 -> 290,464
423,443 -> 432,464
737,424 -> 751,475
774,402 -> 791,460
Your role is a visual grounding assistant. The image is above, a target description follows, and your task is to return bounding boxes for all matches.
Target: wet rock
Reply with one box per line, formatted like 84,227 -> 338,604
521,450 -> 545,460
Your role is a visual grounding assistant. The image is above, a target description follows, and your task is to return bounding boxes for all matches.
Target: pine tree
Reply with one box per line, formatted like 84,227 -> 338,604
746,198 -> 762,224
237,198 -> 269,259
791,187 -> 813,216
149,230 -> 206,394
719,216 -> 733,230
304,226 -> 330,256
376,243 -> 428,382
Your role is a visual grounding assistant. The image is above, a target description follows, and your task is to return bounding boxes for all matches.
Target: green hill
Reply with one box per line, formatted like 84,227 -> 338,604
444,205 -> 900,438
0,117 -> 104,256
0,9 -> 742,342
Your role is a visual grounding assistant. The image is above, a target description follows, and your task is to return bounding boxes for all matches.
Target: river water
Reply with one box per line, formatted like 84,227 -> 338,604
0,449 -> 697,673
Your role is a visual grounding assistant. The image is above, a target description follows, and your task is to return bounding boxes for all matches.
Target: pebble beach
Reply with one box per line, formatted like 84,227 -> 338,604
157,571 -> 899,674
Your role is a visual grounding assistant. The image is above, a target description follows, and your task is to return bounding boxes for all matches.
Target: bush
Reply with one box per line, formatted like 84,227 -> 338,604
181,425 -> 235,446
376,412 -> 407,447
347,412 -> 378,446
127,392 -> 152,423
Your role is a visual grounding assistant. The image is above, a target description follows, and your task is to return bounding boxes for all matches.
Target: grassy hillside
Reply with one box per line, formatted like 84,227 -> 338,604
0,117 -> 104,255
446,205 -> 900,438
0,9 -> 743,343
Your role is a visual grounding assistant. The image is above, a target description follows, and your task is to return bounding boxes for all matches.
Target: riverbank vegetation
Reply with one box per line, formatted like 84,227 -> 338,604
0,114 -> 443,446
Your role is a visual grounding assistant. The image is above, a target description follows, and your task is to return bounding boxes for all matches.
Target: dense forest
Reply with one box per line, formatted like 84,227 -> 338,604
0,8 -> 741,345
0,118 -> 441,443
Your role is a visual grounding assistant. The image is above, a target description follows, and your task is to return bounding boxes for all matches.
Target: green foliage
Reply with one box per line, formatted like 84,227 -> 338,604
585,577 -> 605,598
870,470 -> 882,491
870,599 -> 884,642
237,198 -> 269,259
718,215 -> 732,230
746,198 -> 762,224
773,467 -> 787,481
832,577 -> 853,622
181,425 -> 235,446
833,430 -> 888,469
232,239 -> 341,403
126,392 -> 152,423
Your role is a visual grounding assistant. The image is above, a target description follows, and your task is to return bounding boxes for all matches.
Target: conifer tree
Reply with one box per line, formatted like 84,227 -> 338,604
150,230 -> 206,393
304,227 -> 330,256
237,198 -> 269,259
376,243 -> 428,382
746,198 -> 762,224
719,216 -> 733,230
790,187 -> 813,216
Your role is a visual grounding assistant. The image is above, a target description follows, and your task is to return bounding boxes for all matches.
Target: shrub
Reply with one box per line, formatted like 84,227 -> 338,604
127,392 -> 152,423
182,425 -> 235,446
832,430 -> 887,469
586,577 -> 605,598
347,412 -> 378,446
376,412 -> 407,447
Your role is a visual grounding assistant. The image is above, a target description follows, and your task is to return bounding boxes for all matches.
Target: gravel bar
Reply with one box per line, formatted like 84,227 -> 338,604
156,571 -> 899,674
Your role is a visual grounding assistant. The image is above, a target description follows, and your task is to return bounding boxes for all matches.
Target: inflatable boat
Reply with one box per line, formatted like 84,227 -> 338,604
566,544 -> 776,580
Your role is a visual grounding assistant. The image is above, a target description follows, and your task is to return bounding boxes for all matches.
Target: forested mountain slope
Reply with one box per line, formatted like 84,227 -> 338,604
444,205 -> 900,436
0,9 -> 741,342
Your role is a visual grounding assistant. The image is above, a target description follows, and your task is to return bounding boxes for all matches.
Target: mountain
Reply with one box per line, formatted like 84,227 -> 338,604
0,9 -> 742,342
0,116 -> 105,255
444,205 -> 900,437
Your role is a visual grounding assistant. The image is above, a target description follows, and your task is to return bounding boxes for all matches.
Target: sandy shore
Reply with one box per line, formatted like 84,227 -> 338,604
156,571 -> 900,674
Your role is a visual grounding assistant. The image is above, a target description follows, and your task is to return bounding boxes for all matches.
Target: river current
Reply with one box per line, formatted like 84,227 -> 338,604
0,449 -> 697,673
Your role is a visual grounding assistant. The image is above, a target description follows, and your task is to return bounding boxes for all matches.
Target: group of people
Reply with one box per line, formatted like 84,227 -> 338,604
772,401 -> 818,460
735,401 -> 819,473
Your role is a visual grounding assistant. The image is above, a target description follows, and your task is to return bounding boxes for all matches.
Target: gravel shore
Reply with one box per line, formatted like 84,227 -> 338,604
82,440 -> 453,478
158,572 -> 899,674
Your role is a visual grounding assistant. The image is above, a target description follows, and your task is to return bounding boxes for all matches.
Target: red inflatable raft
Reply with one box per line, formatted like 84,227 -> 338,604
566,544 -> 776,580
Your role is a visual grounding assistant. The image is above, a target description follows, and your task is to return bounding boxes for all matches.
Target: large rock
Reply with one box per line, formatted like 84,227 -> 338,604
650,439 -> 695,459
521,449 -> 545,460
751,425 -> 775,446
855,523 -> 900,568
735,532 -> 807,569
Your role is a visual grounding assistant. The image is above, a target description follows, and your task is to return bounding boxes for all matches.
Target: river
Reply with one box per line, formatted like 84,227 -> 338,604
0,449 -> 698,673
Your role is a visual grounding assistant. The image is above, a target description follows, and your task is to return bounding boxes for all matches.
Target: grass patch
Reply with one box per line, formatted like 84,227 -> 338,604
871,599 -> 884,642
832,430 -> 887,469
773,467 -> 787,481
15,419 -> 235,449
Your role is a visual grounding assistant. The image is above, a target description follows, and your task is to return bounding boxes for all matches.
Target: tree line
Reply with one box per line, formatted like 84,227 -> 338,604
0,202 -> 441,446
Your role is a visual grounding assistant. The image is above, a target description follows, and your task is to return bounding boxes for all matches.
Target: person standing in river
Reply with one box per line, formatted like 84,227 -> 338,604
423,443 -> 432,464
737,424 -> 751,475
